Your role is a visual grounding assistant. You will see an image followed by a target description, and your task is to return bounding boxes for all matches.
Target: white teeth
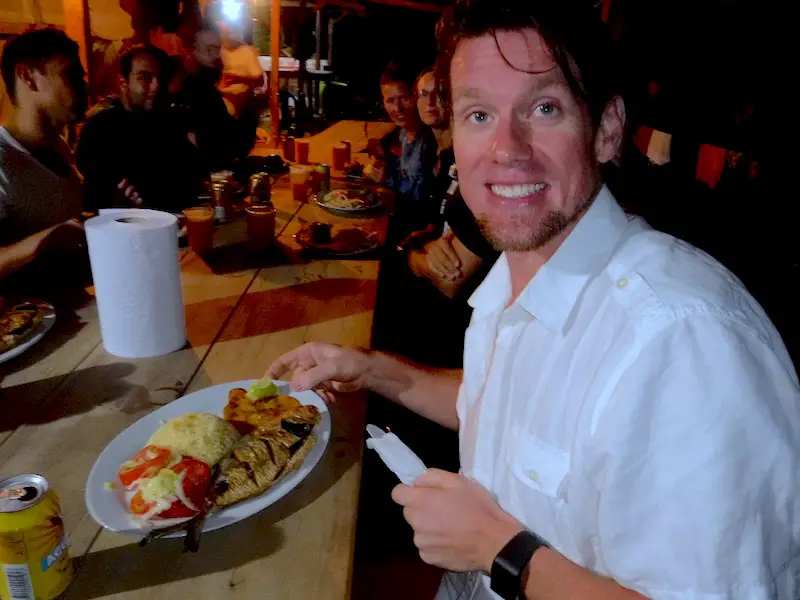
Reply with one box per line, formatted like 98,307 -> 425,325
490,183 -> 547,198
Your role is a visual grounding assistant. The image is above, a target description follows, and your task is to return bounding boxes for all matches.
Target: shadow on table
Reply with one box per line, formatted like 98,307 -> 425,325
65,524 -> 286,599
0,362 -> 139,435
199,241 -> 293,276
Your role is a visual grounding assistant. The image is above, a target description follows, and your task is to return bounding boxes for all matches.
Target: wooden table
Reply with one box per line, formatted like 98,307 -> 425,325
0,142 -> 391,598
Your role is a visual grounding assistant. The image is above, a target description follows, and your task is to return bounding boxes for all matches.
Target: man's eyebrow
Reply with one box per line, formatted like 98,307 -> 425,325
452,87 -> 484,103
525,71 -> 568,94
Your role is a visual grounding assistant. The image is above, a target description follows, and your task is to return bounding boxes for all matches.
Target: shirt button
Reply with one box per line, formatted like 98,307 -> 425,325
616,276 -> 630,289
527,469 -> 539,482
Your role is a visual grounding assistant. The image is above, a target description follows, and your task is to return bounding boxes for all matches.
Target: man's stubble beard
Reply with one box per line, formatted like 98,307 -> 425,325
476,192 -> 594,253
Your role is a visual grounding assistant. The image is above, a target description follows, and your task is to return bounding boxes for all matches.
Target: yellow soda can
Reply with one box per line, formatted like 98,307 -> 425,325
0,475 -> 72,600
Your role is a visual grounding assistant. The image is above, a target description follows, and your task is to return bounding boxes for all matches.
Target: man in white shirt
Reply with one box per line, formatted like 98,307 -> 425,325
0,28 -> 88,280
267,0 -> 800,598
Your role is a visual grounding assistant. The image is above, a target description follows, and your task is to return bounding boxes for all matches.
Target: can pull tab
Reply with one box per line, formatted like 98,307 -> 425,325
366,425 -> 427,485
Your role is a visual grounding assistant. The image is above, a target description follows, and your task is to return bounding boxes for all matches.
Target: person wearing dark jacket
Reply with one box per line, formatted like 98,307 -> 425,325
76,45 -> 201,213
169,27 -> 260,173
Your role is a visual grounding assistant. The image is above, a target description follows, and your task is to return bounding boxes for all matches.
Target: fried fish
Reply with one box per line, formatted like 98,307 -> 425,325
214,405 -> 321,507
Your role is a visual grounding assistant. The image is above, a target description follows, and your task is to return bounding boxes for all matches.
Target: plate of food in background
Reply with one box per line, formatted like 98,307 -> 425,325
85,380 -> 330,546
295,222 -> 381,257
0,298 -> 56,364
315,185 -> 380,213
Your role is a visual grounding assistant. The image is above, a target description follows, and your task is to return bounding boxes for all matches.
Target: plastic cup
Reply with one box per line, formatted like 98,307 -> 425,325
332,143 -> 348,171
290,165 -> 311,202
183,206 -> 215,255
246,205 -> 276,253
295,139 -> 310,165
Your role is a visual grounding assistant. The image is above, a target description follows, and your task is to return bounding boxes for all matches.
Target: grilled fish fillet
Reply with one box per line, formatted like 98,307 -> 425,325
214,405 -> 321,507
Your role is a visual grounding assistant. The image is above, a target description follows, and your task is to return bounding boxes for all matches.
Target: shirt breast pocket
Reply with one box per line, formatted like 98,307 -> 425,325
502,427 -> 572,548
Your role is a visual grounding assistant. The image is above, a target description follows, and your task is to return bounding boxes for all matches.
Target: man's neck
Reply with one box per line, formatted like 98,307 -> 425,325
7,107 -> 60,150
505,223 -> 577,306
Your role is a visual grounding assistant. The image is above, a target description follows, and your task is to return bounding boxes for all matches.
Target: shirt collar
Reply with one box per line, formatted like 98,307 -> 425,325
469,185 -> 630,333
0,127 -> 27,155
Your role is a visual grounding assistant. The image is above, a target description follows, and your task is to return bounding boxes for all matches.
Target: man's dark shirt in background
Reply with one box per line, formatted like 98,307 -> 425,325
171,70 -> 258,173
76,97 -> 201,213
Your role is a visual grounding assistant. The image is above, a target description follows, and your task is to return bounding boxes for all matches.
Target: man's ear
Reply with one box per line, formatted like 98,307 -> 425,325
119,75 -> 128,93
14,64 -> 38,96
594,95 -> 626,164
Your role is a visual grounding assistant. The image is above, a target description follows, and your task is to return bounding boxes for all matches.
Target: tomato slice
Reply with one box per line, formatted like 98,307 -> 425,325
157,500 -> 196,519
171,458 -> 212,509
118,445 -> 172,487
128,457 -> 211,520
130,491 -> 154,515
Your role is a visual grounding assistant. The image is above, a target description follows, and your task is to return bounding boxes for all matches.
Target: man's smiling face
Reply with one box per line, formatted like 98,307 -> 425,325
451,29 -> 606,252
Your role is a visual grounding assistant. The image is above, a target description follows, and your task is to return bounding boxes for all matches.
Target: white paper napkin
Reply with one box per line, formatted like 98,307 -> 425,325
366,425 -> 427,485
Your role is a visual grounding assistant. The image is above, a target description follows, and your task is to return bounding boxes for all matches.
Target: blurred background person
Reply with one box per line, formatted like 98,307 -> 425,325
406,67 -> 498,300
416,67 -> 451,155
77,45 -> 201,214
218,18 -> 266,117
379,63 -> 437,241
0,28 -> 87,282
170,25 -> 259,174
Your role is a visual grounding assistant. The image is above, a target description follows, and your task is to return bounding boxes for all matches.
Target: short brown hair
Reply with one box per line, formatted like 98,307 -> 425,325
435,0 -> 617,127
1,28 -> 79,104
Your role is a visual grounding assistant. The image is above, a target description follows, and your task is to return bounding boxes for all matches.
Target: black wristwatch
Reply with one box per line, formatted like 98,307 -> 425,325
490,530 -> 549,600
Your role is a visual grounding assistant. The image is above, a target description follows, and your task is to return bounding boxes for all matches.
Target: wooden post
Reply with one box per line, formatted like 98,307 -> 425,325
270,0 -> 281,146
63,0 -> 92,88
315,8 -> 322,70
601,0 -> 611,23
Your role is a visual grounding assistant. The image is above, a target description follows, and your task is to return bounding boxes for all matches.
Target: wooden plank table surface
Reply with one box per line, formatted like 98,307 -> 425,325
0,123 -> 393,599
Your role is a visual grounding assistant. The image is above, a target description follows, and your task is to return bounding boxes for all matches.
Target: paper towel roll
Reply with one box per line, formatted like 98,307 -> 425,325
85,209 -> 186,358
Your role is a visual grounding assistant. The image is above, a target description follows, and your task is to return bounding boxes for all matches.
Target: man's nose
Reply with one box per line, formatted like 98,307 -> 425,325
490,114 -> 532,166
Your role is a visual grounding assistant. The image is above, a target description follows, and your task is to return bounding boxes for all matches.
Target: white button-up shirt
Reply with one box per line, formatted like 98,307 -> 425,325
450,186 -> 800,600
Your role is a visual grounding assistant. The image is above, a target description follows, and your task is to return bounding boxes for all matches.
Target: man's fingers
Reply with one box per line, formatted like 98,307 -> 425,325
117,178 -> 128,189
292,361 -> 345,392
391,483 -> 416,506
265,348 -> 303,379
413,468 -> 460,489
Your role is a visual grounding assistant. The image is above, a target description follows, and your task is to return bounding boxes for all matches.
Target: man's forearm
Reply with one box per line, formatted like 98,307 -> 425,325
364,351 -> 461,430
0,232 -> 47,279
522,548 -> 647,600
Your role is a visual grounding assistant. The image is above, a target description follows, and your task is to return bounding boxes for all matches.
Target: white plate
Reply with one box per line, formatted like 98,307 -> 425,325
314,194 -> 382,213
85,380 -> 330,538
0,300 -> 56,365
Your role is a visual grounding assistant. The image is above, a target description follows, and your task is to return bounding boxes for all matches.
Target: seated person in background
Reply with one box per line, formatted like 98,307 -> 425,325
171,26 -> 259,173
218,20 -> 266,117
408,67 -> 499,299
379,63 -> 438,237
77,45 -> 202,214
0,29 -> 87,281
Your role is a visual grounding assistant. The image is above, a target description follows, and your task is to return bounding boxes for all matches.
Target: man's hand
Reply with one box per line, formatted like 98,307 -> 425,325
266,342 -> 374,401
392,469 -> 523,573
117,178 -> 142,207
410,234 -> 463,281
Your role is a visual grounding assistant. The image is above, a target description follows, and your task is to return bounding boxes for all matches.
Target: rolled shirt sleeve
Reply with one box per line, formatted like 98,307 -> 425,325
587,315 -> 800,599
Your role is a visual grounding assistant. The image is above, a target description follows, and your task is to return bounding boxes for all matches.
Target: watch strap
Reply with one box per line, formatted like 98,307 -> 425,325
490,530 -> 548,600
